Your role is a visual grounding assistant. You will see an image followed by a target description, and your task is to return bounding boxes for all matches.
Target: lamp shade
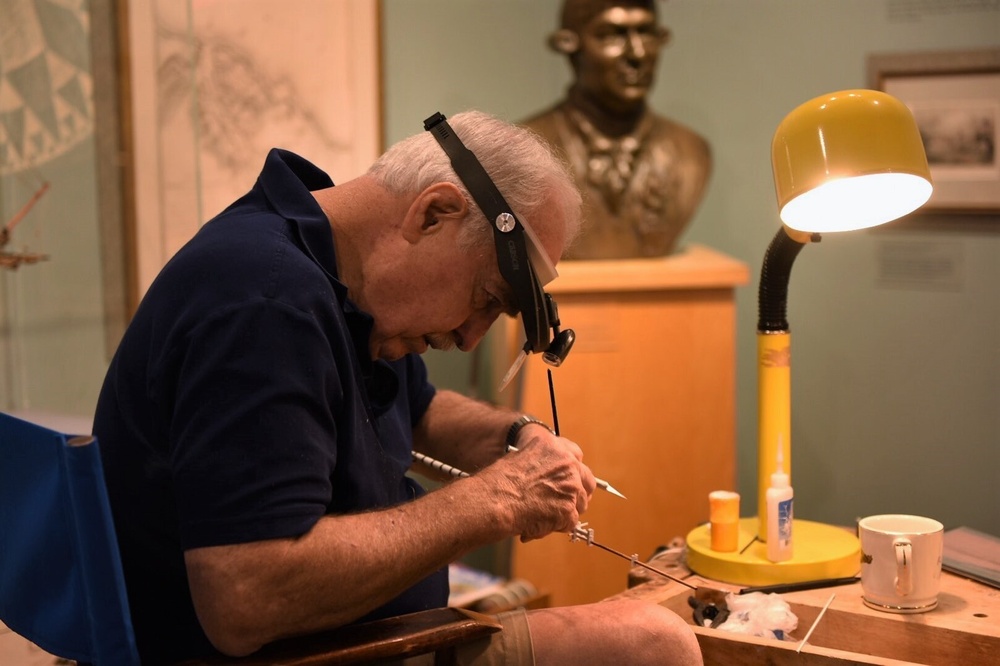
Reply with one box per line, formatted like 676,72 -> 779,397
771,89 -> 932,232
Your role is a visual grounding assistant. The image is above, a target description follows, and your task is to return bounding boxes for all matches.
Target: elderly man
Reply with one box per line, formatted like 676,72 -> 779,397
94,110 -> 701,665
523,0 -> 712,259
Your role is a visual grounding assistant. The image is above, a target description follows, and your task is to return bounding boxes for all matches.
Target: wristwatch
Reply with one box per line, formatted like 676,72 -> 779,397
505,415 -> 555,450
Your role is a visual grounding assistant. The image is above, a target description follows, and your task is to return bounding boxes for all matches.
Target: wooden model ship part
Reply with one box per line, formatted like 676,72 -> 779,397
1,181 -> 50,270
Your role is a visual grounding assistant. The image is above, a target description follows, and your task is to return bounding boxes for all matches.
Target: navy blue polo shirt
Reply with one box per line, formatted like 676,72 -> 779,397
93,149 -> 447,664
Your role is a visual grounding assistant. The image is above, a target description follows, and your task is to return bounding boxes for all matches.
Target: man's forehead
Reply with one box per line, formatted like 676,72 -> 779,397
591,6 -> 658,28
560,0 -> 657,32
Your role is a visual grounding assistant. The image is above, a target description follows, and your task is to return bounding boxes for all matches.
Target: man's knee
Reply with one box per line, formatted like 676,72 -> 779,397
603,598 -> 703,665
527,598 -> 702,665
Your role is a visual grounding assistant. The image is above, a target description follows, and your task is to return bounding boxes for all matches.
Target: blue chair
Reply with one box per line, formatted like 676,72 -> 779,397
0,411 -> 140,665
0,411 -> 501,665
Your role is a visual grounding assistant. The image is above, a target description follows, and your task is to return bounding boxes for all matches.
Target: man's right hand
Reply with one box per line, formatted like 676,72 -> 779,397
478,424 -> 597,541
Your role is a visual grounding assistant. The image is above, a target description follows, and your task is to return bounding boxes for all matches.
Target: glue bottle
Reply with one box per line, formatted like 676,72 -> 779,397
766,439 -> 793,562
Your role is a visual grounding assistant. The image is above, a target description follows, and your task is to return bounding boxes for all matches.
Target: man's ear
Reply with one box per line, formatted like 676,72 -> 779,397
401,182 -> 468,242
548,29 -> 579,54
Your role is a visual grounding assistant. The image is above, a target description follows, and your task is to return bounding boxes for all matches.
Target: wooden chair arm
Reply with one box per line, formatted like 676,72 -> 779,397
178,607 -> 503,665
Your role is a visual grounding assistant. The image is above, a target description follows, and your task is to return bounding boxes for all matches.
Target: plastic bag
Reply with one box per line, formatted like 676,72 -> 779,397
716,592 -> 798,641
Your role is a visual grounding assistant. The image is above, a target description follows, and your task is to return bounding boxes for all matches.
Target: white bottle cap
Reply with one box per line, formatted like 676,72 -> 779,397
771,442 -> 789,488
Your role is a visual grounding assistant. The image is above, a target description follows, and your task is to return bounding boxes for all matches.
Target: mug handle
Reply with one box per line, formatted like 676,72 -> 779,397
894,538 -> 912,596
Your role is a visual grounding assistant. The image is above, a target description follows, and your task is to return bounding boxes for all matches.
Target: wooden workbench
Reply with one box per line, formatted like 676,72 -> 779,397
611,559 -> 1000,665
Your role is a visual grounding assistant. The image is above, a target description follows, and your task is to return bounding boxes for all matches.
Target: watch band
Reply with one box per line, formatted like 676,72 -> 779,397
505,415 -> 555,450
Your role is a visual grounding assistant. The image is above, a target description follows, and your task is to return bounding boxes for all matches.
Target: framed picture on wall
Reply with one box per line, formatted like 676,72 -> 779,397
125,0 -> 382,303
868,48 -> 1000,214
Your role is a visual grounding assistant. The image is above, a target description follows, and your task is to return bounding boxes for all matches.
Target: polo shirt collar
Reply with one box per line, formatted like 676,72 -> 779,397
259,148 -> 339,282
257,148 -> 379,378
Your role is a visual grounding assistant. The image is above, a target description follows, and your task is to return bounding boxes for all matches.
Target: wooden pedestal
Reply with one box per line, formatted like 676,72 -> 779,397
506,245 -> 749,607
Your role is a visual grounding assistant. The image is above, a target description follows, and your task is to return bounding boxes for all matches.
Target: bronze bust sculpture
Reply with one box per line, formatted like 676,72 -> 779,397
522,0 -> 711,260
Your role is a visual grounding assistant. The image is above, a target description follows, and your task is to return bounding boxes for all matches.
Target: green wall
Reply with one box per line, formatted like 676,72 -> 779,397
383,0 -> 1000,536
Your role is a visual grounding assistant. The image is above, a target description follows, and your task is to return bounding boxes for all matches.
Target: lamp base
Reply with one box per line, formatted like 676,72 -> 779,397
686,518 -> 859,586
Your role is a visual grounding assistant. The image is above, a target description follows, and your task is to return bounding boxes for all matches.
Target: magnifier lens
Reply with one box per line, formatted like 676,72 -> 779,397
542,329 -> 575,367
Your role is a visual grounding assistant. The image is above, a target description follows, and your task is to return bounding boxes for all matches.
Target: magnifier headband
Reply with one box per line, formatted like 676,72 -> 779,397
423,112 -> 552,354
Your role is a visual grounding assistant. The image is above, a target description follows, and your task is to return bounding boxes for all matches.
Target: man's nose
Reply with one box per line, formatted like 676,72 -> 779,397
624,30 -> 648,58
456,313 -> 498,352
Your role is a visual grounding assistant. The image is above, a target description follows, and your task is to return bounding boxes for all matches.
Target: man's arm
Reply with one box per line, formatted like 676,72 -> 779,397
185,407 -> 595,657
412,389 -> 513,473
413,388 -> 561,473
185,473 -> 507,656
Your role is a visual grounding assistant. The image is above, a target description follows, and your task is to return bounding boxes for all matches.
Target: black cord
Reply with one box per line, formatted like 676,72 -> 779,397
547,368 -> 561,436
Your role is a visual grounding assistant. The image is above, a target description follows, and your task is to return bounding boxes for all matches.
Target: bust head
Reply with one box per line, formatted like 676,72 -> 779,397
549,0 -> 671,115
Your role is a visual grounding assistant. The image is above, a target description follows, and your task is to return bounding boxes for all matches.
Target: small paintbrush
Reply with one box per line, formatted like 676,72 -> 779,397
414,448 -> 626,499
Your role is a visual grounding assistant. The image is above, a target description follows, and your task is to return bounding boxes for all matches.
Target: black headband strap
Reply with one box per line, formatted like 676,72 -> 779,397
423,112 -> 550,353
424,113 -> 516,227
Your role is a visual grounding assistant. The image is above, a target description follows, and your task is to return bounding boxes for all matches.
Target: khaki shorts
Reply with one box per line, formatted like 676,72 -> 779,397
398,607 -> 534,666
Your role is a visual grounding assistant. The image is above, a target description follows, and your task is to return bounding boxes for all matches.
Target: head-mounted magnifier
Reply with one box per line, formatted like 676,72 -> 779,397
423,112 -> 575,377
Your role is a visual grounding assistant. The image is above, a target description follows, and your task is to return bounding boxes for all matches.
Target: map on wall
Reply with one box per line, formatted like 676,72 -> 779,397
130,0 -> 380,293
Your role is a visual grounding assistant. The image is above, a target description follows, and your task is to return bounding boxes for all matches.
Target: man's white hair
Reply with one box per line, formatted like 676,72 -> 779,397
368,110 -> 582,252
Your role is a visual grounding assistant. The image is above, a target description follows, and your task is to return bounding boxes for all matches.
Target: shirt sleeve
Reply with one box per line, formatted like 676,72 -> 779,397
163,297 -> 341,550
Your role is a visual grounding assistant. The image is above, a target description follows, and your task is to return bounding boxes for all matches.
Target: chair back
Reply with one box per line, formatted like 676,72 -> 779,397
0,411 -> 140,665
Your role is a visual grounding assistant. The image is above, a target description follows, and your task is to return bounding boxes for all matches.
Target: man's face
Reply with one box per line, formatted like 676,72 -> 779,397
368,246 -> 515,362
366,201 -> 567,362
574,6 -> 665,112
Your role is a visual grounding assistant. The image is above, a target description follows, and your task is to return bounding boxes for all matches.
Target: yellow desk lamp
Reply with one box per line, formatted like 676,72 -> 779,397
687,89 -> 933,585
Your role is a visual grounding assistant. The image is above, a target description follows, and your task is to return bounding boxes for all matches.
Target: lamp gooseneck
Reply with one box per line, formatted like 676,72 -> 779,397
757,227 -> 818,333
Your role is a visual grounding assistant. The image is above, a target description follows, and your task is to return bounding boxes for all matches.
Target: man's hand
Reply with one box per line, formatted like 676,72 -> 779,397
479,424 -> 597,541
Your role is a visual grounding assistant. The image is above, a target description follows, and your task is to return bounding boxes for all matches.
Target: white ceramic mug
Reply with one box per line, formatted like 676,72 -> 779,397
858,514 -> 944,613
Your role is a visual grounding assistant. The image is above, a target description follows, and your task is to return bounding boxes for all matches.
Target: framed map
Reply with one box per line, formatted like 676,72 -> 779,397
126,0 -> 382,297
